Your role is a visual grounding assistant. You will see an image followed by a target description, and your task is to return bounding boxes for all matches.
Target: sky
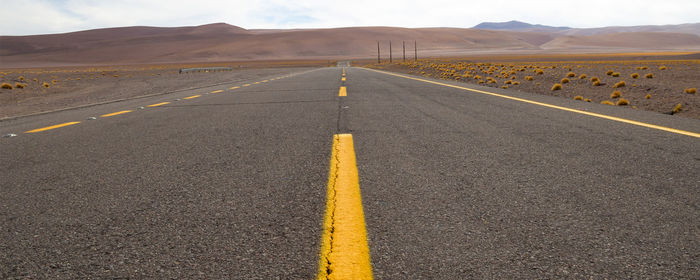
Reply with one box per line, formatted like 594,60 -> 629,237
2,0 -> 699,35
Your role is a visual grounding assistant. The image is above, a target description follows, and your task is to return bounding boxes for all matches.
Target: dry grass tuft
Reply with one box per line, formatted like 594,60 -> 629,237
18,76 -> 24,81
631,73 -> 639,79
15,83 -> 26,89
512,81 -> 520,85
613,81 -> 626,88
504,80 -> 512,84
610,91 -> 622,98
616,98 -> 629,106
566,72 -> 576,77
606,70 -> 614,75
42,82 -> 50,88
601,100 -> 615,105
645,94 -> 652,99
685,88 -> 697,94
1,82 -> 13,89
645,73 -> 653,79
592,80 -> 601,86
535,69 -> 544,75
525,76 -> 534,81
659,66 -> 667,70
579,74 -> 587,79
672,103 -> 682,114
501,86 -> 508,89
551,83 -> 562,91
612,72 -> 620,77
561,78 -> 570,84
584,98 -> 592,102
574,95 -> 583,100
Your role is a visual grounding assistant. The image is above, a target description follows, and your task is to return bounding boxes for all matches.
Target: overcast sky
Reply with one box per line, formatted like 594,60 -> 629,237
2,0 -> 699,35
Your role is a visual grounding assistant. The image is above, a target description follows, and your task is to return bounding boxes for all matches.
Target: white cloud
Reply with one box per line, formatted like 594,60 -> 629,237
1,0 -> 699,35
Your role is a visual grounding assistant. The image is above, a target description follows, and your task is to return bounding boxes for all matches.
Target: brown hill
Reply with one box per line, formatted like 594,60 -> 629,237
1,23 -> 700,67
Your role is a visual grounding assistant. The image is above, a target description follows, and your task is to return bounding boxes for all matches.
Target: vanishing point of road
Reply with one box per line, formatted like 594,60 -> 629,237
1,63 -> 699,279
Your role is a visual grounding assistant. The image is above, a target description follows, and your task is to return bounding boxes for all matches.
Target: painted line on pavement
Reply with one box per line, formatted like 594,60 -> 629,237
230,86 -> 240,90
364,68 -> 700,138
243,84 -> 251,87
25,122 -> 81,133
317,134 -> 373,280
339,86 -> 347,97
183,95 -> 201,100
147,102 -> 170,107
211,90 -> 224,94
342,77 -> 346,82
101,110 -> 132,117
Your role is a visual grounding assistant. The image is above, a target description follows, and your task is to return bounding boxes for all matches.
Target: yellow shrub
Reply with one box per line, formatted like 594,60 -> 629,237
551,83 -> 562,91
631,73 -> 639,79
579,74 -> 587,79
645,73 -> 653,79
685,88 -> 697,94
1,82 -> 13,89
610,91 -> 621,98
659,66 -> 667,70
584,98 -> 592,102
574,95 -> 583,100
672,103 -> 682,114
601,100 -> 615,105
606,70 -> 614,75
42,82 -> 50,88
592,80 -> 601,86
15,83 -> 25,89
566,72 -> 576,77
590,77 -> 599,82
613,81 -> 626,88
612,72 -> 620,77
561,78 -> 570,84
616,98 -> 629,106
645,94 -> 651,99
512,81 -> 520,85
535,69 -> 544,75
525,76 -> 534,81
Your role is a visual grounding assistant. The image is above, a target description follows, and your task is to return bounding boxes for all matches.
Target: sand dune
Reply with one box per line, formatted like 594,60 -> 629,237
1,23 -> 699,67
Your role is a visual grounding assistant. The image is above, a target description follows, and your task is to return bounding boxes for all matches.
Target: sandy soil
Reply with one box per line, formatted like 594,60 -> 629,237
0,61 -> 330,119
360,54 -> 700,119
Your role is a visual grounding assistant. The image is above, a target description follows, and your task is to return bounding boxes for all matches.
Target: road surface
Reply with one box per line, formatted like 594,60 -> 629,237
1,65 -> 699,279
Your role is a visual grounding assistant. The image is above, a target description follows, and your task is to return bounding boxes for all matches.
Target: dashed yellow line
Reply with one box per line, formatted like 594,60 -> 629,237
365,68 -> 700,138
25,122 -> 81,133
183,95 -> 201,100
262,80 -> 269,83
317,134 -> 373,280
243,84 -> 251,87
101,110 -> 132,117
338,86 -> 347,97
147,102 -> 170,107
211,90 -> 223,94
341,77 -> 347,82
253,81 -> 260,84
230,86 -> 240,90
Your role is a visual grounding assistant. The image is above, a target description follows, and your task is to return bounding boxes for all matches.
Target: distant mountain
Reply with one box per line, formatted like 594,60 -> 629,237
473,20 -> 570,31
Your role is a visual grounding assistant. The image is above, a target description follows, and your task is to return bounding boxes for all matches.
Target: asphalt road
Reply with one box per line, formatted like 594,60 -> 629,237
1,65 -> 699,279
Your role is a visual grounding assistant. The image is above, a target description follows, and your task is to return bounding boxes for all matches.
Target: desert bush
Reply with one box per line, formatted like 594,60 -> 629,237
659,66 -> 667,70
672,103 -> 682,114
579,74 -> 587,79
535,69 -> 544,75
18,76 -> 24,81
616,98 -> 629,106
612,72 -> 620,77
574,95 -> 583,100
631,73 -> 639,79
1,82 -> 13,89
501,86 -> 508,89
566,72 -> 576,77
601,100 -> 615,105
525,76 -> 534,81
613,81 -> 626,88
590,77 -> 599,82
15,83 -> 25,89
585,98 -> 592,102
504,80 -> 512,84
685,88 -> 697,94
645,94 -> 652,99
610,91 -> 622,98
551,83 -> 562,91
592,80 -> 601,86
606,70 -> 614,75
561,78 -> 570,84
512,81 -> 520,85
645,73 -> 653,79
42,82 -> 50,88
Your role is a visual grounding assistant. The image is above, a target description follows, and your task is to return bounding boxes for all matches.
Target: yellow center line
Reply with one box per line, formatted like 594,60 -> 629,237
243,84 -> 251,87
25,121 -> 81,133
364,68 -> 700,138
262,80 -> 269,83
230,86 -> 240,90
317,134 -> 373,280
183,95 -> 201,100
147,102 -> 170,107
253,81 -> 260,84
341,77 -> 347,82
101,110 -> 132,117
338,86 -> 347,97
211,90 -> 223,94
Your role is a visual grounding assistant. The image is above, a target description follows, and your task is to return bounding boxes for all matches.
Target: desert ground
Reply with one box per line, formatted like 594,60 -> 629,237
359,53 -> 700,119
0,60 -> 331,119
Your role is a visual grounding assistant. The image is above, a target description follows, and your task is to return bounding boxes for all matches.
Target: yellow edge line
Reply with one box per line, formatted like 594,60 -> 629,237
147,102 -> 170,107
25,121 -> 81,133
230,86 -> 240,90
100,110 -> 132,117
317,134 -> 373,280
211,90 -> 223,94
364,68 -> 700,138
183,95 -> 201,99
339,86 -> 347,97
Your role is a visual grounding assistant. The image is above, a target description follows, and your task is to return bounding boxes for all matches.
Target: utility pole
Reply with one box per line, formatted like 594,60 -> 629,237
389,41 -> 392,63
377,41 -> 380,64
403,41 -> 406,62
414,41 -> 418,61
